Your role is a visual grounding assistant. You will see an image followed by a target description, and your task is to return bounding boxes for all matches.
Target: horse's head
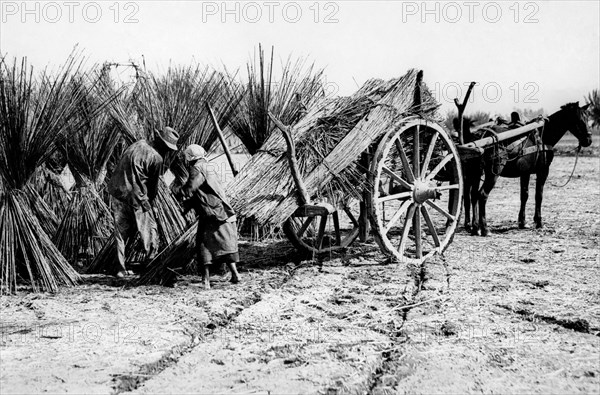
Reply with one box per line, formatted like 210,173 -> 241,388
559,102 -> 592,147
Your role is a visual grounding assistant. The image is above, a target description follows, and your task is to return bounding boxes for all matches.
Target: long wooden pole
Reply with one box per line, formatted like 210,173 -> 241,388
460,120 -> 545,149
268,113 -> 311,206
205,102 -> 238,177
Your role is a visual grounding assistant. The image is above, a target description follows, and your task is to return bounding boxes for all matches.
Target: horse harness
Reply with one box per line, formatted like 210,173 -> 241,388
504,125 -> 553,162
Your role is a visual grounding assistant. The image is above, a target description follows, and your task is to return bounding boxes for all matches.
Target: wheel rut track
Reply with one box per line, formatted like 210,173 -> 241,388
112,268 -> 295,394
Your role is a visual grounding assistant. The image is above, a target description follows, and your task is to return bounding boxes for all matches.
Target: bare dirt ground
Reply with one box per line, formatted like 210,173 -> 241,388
1,155 -> 598,394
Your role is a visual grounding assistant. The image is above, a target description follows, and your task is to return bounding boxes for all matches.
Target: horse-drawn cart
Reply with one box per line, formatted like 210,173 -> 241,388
227,69 -> 465,264
227,67 -> 581,265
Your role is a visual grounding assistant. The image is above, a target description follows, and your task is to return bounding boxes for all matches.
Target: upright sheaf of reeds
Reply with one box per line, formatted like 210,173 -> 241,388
228,44 -> 326,155
0,54 -> 101,293
133,63 -> 244,182
133,63 -> 243,149
52,70 -> 122,267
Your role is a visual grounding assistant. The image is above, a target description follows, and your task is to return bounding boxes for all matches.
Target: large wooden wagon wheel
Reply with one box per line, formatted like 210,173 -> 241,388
368,118 -> 463,264
283,198 -> 361,255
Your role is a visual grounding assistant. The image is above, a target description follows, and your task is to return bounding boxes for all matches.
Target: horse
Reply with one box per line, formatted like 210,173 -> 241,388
462,102 -> 591,236
453,117 -> 481,234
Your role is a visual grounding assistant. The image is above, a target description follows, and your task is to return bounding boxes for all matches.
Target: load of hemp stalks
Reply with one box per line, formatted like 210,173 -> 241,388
0,52 -> 116,294
227,69 -> 440,227
52,70 -> 124,269
86,62 -> 243,275
137,69 -> 440,285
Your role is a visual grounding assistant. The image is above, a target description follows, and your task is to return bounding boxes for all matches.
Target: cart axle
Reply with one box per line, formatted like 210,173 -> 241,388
413,179 -> 441,204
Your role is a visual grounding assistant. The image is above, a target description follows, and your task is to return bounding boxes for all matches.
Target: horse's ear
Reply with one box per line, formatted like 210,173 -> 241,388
581,103 -> 591,111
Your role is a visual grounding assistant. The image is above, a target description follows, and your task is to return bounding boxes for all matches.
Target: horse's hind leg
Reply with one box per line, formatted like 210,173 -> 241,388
470,182 -> 480,236
463,178 -> 471,232
478,170 -> 499,237
518,174 -> 530,229
534,168 -> 549,228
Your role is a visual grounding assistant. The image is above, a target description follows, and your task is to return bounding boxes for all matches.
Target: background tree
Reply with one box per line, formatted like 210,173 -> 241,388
585,89 -> 600,128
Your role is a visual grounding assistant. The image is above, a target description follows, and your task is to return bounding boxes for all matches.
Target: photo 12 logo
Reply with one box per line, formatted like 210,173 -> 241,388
401,1 -> 540,23
431,81 -> 540,105
1,1 -> 140,23
200,1 -> 340,23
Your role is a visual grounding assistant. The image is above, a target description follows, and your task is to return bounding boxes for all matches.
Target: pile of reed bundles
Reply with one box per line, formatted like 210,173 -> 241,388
226,68 -> 440,227
0,52 -> 114,294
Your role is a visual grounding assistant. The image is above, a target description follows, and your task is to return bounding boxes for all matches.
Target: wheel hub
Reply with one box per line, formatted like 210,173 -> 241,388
412,179 -> 440,204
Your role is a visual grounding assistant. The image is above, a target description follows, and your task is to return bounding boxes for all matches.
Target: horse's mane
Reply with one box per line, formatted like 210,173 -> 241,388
560,102 -> 579,110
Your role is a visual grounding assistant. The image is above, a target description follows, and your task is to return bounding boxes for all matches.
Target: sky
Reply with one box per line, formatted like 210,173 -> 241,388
1,0 -> 599,116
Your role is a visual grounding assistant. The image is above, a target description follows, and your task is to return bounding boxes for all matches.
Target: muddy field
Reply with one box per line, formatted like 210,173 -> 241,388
1,154 -> 598,394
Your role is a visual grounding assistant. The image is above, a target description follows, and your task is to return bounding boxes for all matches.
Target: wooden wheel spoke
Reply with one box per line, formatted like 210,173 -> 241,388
394,138 -> 415,182
426,153 -> 454,181
413,207 -> 422,258
377,191 -> 412,204
425,200 -> 455,221
421,206 -> 440,247
398,204 -> 416,253
297,217 -> 314,237
413,125 -> 420,178
422,131 -> 439,174
385,199 -> 412,233
436,184 -> 460,192
382,166 -> 411,190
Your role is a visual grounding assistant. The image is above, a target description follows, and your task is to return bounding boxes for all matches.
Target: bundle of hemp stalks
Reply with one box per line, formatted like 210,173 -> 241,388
138,69 -> 439,284
0,53 -> 107,294
226,68 -> 440,226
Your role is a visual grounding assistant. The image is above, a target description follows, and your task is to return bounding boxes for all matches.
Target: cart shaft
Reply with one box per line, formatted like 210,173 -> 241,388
459,120 -> 544,150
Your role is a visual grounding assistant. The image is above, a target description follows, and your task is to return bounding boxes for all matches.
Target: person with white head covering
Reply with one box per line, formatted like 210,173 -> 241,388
179,144 -> 240,288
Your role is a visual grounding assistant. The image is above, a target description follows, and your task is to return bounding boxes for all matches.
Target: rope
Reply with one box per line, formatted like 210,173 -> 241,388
479,128 -> 502,177
550,146 -> 581,188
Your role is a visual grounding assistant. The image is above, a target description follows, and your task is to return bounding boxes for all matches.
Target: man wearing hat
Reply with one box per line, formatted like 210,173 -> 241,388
108,127 -> 179,277
177,144 -> 240,289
